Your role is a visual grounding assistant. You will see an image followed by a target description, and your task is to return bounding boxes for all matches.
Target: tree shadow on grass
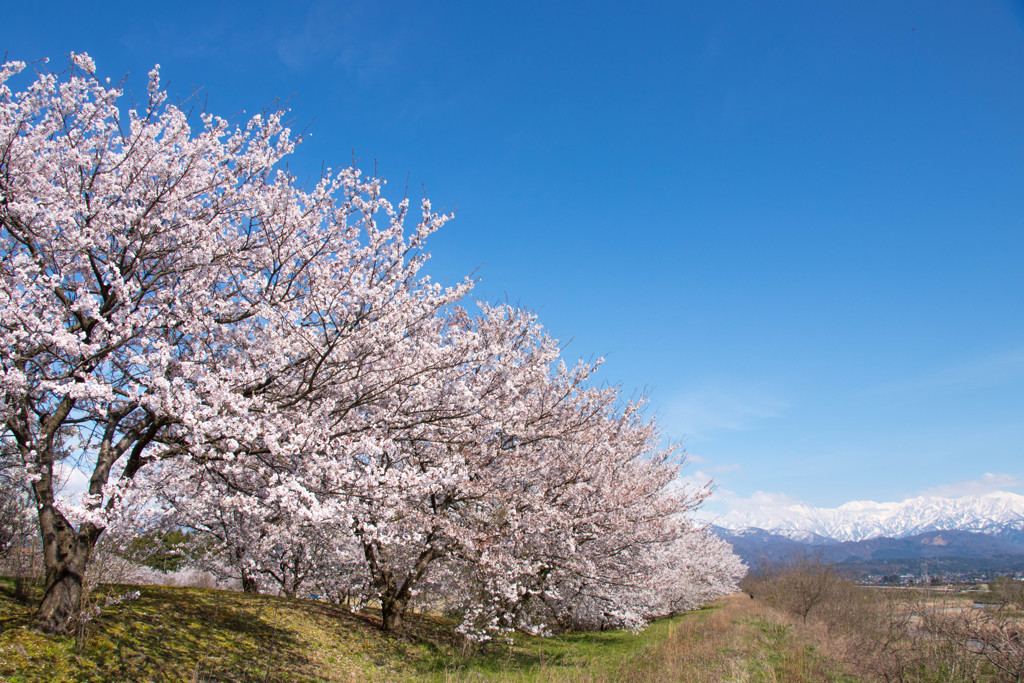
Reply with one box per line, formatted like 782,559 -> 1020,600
86,585 -> 326,682
412,623 -> 650,678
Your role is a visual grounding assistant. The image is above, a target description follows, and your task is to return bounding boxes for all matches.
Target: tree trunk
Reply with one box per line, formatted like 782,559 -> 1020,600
283,574 -> 301,599
380,591 -> 407,633
374,547 -> 438,633
358,525 -> 440,633
241,572 -> 260,594
233,542 -> 260,593
33,506 -> 99,635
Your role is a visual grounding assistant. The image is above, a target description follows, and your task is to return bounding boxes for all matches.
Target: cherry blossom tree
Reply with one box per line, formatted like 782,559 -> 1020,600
1,53 -> 742,639
446,393 -> 716,638
153,302 -> 567,629
0,54 -> 463,633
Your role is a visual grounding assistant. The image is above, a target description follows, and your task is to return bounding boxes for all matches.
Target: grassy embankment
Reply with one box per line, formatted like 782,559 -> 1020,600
0,580 -> 855,682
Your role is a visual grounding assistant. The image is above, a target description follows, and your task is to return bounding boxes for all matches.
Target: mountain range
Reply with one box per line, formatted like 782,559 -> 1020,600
712,491 -> 1024,575
716,491 -> 1024,543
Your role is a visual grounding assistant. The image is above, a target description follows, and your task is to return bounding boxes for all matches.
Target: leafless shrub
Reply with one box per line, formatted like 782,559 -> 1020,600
924,604 -> 1024,682
746,556 -> 1024,681
746,554 -> 843,623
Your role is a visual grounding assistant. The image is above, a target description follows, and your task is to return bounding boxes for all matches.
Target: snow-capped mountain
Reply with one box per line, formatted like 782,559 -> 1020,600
714,526 -> 1024,572
718,491 -> 1024,543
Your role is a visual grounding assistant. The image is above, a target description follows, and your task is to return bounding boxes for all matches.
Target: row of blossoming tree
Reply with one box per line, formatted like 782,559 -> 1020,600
0,54 -> 745,638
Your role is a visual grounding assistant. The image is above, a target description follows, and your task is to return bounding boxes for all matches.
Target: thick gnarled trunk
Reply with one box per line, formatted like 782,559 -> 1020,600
33,504 -> 100,635
24,418 -> 133,634
11,387 -> 152,633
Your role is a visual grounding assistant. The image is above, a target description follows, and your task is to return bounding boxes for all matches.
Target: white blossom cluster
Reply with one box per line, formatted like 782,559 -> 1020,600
0,55 -> 744,637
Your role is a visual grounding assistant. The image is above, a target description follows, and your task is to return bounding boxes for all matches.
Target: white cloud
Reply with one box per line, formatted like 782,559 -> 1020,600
919,473 -> 1024,498
275,3 -> 405,77
53,461 -> 91,502
725,490 -> 807,510
673,469 -> 715,492
697,489 -> 811,525
663,385 -> 788,439
871,348 -> 1024,396
707,485 -> 736,500
675,462 -> 741,492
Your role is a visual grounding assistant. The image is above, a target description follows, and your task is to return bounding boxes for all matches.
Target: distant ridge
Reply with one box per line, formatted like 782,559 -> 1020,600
715,526 -> 1024,569
717,491 -> 1024,543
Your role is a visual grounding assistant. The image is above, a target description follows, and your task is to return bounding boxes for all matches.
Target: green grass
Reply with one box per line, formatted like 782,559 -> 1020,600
1,579 -> 435,681
423,611 -> 695,681
0,578 -> 703,682
1,581 -> 859,682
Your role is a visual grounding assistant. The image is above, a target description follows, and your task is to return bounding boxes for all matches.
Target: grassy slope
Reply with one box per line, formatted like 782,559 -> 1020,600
0,581 -> 857,682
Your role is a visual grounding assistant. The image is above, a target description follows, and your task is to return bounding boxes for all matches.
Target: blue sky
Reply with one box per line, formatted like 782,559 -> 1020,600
7,1 -> 1024,517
